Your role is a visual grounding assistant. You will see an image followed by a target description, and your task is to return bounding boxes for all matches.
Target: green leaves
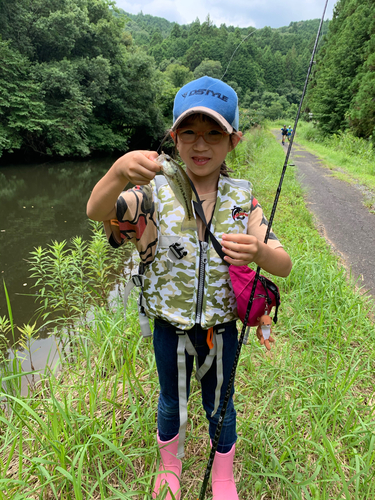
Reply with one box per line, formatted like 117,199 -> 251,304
193,59 -> 223,80
0,40 -> 47,156
0,0 -> 164,157
28,222 -> 131,323
307,0 -> 375,138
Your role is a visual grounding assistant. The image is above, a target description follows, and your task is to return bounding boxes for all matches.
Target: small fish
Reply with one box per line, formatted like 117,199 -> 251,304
156,153 -> 197,232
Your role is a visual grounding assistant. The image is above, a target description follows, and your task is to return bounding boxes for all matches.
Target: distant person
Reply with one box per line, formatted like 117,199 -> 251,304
281,125 -> 288,145
287,126 -> 293,142
87,76 -> 292,500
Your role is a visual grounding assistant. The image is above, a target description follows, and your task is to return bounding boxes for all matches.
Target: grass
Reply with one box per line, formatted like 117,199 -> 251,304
1,127 -> 375,499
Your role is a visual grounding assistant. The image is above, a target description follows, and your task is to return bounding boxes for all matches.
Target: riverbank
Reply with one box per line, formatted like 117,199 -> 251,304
1,127 -> 375,499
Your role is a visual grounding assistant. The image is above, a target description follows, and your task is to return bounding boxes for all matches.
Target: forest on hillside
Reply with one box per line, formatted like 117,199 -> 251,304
0,0 -> 373,159
122,12 -> 324,126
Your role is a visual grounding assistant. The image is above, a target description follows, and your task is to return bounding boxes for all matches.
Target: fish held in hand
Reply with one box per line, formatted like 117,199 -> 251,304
156,153 -> 197,232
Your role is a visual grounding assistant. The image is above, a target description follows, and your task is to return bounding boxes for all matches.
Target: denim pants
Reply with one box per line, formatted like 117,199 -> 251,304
153,318 -> 238,453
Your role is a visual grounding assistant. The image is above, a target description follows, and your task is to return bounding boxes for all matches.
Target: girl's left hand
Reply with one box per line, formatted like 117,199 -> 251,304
221,233 -> 260,266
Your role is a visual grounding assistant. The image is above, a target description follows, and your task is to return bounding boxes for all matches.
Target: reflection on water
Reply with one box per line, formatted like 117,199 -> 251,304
7,334 -> 61,394
0,155 -> 117,348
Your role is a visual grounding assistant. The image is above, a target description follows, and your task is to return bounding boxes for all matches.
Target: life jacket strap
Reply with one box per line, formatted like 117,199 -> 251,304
175,328 -> 225,459
123,274 -> 151,338
176,332 -> 196,458
213,329 -> 224,418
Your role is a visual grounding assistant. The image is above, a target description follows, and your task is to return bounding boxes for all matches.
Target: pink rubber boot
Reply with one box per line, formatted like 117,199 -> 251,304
152,434 -> 182,500
211,444 -> 239,500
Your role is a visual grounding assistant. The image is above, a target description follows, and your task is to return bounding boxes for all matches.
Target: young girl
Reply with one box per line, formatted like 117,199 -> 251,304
87,76 -> 292,500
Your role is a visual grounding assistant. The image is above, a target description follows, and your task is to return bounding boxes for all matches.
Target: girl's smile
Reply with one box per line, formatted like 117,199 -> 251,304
192,155 -> 211,165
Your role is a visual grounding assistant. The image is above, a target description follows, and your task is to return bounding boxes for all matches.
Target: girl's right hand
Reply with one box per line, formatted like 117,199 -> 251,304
87,150 -> 160,222
114,150 -> 161,185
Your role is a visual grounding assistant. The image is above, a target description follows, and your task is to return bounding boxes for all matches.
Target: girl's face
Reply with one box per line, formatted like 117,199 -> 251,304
172,115 -> 241,188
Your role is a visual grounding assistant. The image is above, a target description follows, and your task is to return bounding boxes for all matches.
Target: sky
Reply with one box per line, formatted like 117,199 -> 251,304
113,0 -> 335,29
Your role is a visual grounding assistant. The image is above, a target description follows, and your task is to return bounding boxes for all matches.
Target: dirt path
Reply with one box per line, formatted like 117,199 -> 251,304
272,129 -> 375,299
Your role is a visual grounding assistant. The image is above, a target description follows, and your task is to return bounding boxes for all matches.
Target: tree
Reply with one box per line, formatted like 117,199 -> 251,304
201,15 -> 214,36
184,41 -> 204,71
242,90 -> 260,108
150,31 -> 163,45
155,73 -> 179,122
307,0 -> 375,136
261,91 -> 281,107
193,59 -> 223,79
285,46 -> 298,82
0,40 -> 50,157
265,101 -> 284,120
170,24 -> 181,38
164,63 -> 193,88
119,9 -> 324,109
0,0 -> 165,157
348,52 -> 375,140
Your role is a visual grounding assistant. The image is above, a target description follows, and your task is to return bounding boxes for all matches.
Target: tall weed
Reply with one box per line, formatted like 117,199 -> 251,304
28,221 -> 133,327
330,130 -> 374,165
297,122 -> 375,176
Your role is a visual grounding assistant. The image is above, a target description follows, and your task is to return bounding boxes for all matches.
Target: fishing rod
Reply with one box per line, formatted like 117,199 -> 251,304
198,1 -> 329,498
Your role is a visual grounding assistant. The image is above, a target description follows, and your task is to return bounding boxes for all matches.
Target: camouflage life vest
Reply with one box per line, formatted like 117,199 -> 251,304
140,174 -> 252,329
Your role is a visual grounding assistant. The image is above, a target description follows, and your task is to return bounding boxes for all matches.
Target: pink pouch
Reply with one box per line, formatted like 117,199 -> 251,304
228,265 -> 280,327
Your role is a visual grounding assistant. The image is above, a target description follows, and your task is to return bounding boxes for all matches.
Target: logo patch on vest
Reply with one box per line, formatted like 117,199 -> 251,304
232,205 -> 249,221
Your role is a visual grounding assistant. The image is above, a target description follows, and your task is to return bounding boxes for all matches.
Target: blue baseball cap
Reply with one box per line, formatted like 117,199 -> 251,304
172,76 -> 239,133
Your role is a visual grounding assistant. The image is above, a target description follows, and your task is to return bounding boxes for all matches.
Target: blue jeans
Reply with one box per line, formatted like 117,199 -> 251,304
153,318 -> 238,453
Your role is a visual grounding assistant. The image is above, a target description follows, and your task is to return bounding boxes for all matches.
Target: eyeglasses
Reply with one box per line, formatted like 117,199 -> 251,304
176,128 -> 229,145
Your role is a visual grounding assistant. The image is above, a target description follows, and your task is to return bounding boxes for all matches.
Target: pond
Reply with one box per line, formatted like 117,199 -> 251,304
0,155 -> 118,381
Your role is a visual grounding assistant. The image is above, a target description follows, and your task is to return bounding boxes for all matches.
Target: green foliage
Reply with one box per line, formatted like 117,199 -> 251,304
119,10 -> 176,39
238,109 -> 265,131
295,122 -> 375,184
0,40 -> 50,157
28,221 -> 132,326
134,14 -> 324,98
0,0 -> 165,157
307,0 -> 375,139
241,88 -> 295,123
164,63 -> 193,87
348,52 -> 375,142
126,15 -> 324,127
193,59 -> 223,79
0,1 -> 339,157
154,75 -> 179,123
0,316 -> 11,351
298,121 -> 374,158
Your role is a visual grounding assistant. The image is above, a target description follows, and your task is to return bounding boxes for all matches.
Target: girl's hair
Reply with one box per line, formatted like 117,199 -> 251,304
160,114 -> 241,177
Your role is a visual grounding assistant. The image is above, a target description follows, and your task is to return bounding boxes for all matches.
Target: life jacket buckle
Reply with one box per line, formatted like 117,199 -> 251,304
169,242 -> 187,260
132,275 -> 143,287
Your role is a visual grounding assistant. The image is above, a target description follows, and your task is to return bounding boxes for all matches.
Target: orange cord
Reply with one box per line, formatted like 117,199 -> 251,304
206,327 -> 214,349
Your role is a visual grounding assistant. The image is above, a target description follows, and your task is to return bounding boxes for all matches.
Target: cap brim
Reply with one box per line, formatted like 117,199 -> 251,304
171,106 -> 234,134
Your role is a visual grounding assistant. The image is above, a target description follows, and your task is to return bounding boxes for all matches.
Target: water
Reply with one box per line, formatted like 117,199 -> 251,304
0,155 -> 117,354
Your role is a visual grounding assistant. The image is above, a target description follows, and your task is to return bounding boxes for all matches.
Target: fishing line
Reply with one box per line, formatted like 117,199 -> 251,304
221,29 -> 257,81
198,1 -> 329,498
